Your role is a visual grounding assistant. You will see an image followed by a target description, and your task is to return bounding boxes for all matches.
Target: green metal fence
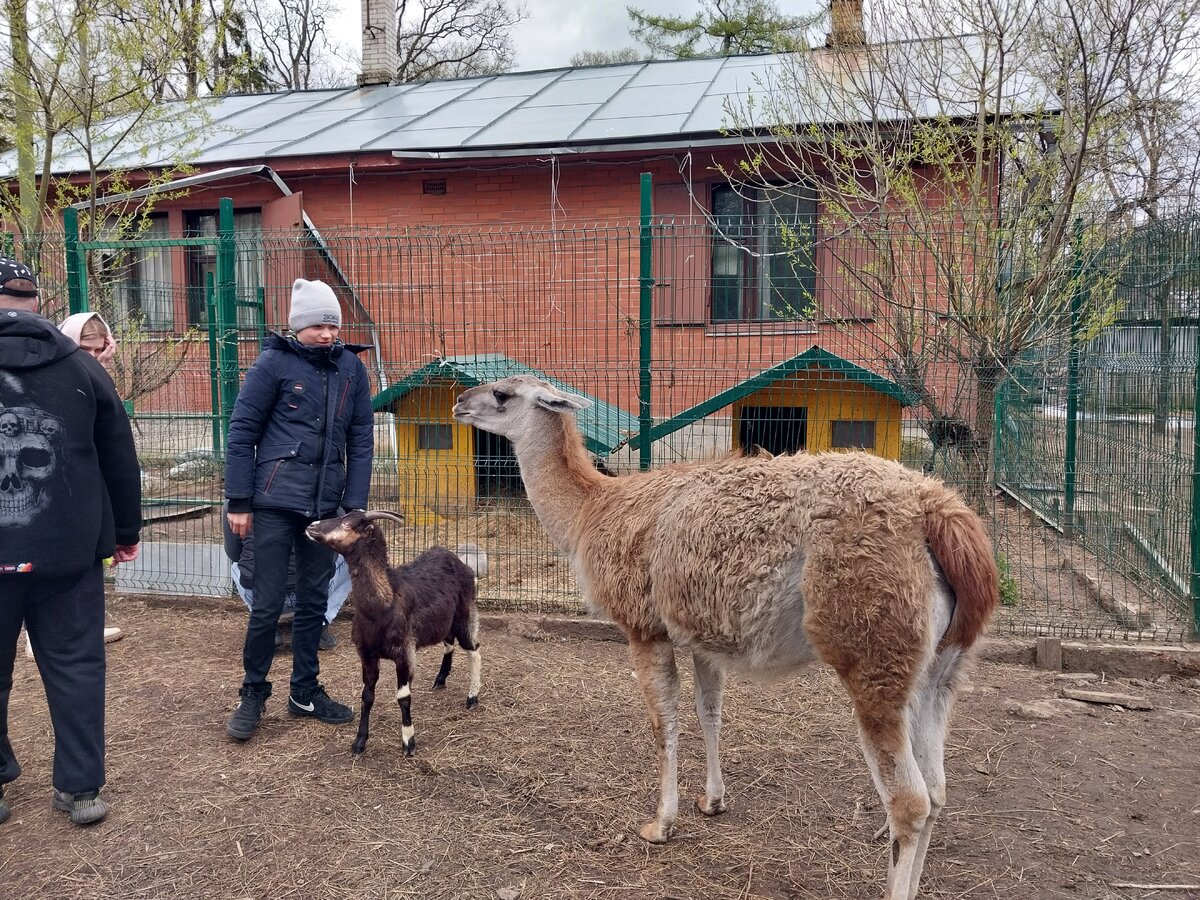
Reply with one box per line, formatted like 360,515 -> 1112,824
5,187 -> 1199,641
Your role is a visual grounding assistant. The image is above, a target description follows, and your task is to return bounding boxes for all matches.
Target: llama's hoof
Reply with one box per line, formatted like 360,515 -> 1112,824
403,737 -> 416,756
431,680 -> 446,690
696,794 -> 727,816
351,740 -> 366,755
638,821 -> 672,844
466,695 -> 479,709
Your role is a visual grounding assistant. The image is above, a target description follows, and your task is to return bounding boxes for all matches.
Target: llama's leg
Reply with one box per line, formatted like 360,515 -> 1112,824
692,653 -> 727,817
432,640 -> 454,689
352,656 -> 379,755
629,638 -> 681,844
855,704 -> 931,900
903,652 -> 961,900
396,645 -> 417,755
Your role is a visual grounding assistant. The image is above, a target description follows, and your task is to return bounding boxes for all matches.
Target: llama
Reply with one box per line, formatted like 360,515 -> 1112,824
305,511 -> 483,756
452,374 -> 998,900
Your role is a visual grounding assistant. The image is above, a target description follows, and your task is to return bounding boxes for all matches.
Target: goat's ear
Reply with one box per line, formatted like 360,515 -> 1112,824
533,387 -> 592,413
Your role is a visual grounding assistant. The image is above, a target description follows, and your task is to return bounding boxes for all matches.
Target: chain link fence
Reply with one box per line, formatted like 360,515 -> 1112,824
5,198 -> 1198,640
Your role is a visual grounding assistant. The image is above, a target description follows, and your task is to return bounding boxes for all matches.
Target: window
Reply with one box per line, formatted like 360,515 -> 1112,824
711,184 -> 817,323
102,215 -> 174,329
184,210 -> 264,328
418,424 -> 453,450
831,420 -> 877,450
739,406 -> 808,456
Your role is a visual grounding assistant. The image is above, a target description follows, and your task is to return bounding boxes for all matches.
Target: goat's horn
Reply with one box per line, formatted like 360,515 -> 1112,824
362,510 -> 406,525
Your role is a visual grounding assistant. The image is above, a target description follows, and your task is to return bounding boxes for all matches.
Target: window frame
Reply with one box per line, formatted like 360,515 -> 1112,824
709,182 -> 818,326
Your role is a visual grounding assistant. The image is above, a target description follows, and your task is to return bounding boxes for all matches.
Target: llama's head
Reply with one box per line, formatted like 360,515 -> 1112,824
452,375 -> 591,443
306,509 -> 406,554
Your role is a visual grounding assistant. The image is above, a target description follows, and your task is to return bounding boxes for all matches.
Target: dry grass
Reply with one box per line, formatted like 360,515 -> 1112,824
2,597 -> 1198,900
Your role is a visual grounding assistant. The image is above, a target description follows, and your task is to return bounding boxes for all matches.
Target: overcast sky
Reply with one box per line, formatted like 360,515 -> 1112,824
328,0 -> 818,74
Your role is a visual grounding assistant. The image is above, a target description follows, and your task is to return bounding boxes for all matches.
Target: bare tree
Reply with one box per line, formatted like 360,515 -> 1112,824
242,0 -> 356,88
724,0 -> 1191,502
569,48 -> 647,66
394,0 -> 528,82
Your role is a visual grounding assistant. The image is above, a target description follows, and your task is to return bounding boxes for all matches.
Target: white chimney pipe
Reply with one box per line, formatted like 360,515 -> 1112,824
359,0 -> 398,86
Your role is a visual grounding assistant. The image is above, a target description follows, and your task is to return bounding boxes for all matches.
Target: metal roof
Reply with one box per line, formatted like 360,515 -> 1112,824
1,39 -> 1043,177
372,353 -> 638,456
627,345 -> 915,451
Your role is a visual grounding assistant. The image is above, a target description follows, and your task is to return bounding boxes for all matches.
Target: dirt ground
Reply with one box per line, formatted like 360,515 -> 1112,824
2,596 -> 1198,900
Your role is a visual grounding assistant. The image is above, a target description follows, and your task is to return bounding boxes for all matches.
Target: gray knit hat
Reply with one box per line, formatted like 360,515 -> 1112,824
288,278 -> 341,331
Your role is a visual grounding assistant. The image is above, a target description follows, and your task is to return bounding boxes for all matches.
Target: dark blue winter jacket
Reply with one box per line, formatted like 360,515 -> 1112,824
225,332 -> 374,518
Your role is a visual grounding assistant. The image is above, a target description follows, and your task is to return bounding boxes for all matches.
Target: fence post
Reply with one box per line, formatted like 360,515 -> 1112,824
216,197 -> 239,444
638,172 -> 653,471
1190,315 -> 1200,637
1063,219 -> 1084,539
205,271 -> 222,456
63,207 -> 87,314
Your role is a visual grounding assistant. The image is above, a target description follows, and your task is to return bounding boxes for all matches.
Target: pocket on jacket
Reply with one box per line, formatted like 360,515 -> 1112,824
256,442 -> 301,495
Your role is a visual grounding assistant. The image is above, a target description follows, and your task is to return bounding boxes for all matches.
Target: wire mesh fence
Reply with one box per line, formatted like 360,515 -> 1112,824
5,202 -> 1199,640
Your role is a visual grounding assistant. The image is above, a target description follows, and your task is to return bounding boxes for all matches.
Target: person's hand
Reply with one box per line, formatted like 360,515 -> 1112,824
97,336 -> 117,366
112,544 -> 139,563
228,511 -> 252,538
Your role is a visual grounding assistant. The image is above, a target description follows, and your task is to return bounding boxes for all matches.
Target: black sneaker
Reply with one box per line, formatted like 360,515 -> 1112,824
288,685 -> 353,724
226,684 -> 271,741
318,625 -> 337,651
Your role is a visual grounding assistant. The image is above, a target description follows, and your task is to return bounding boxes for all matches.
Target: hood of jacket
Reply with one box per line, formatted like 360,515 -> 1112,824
0,309 -> 80,370
262,331 -> 372,362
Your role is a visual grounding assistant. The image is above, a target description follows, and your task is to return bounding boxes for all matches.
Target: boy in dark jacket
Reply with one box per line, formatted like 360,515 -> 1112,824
0,259 -> 141,825
225,278 -> 374,741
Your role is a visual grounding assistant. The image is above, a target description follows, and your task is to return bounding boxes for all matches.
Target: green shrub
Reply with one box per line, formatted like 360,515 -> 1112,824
996,553 -> 1019,607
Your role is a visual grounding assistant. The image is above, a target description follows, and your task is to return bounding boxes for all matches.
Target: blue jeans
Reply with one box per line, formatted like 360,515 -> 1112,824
241,508 -> 336,698
232,555 -> 350,624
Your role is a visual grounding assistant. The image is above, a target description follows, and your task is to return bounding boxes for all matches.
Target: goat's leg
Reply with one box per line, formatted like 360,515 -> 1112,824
629,638 -> 680,844
432,640 -> 454,689
855,704 -> 932,900
352,656 -> 380,755
396,645 -> 417,755
692,653 -> 727,817
455,610 -> 482,708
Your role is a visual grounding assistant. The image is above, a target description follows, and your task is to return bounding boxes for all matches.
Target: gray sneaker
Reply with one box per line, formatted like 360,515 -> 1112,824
52,789 -> 107,825
318,624 -> 337,651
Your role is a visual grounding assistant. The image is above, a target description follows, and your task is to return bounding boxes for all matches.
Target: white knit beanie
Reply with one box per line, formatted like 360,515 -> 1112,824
288,278 -> 341,331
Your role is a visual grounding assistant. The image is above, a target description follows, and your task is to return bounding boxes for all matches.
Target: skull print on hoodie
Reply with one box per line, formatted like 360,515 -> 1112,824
0,308 -> 140,582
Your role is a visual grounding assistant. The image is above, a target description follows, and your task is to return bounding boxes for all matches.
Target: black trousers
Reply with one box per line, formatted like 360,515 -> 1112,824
242,507 -> 336,698
0,562 -> 107,794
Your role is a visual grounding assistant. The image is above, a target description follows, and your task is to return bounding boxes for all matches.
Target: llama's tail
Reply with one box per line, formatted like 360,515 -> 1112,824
920,484 -> 999,652
454,543 -> 489,578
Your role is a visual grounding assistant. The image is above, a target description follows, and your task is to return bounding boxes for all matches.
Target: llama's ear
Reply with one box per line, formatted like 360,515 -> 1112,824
533,387 -> 592,413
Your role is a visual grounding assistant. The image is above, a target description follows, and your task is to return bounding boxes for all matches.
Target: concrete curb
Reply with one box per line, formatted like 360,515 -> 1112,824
120,593 -> 1200,680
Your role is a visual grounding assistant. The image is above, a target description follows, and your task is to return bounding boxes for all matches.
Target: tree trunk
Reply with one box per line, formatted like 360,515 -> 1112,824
6,0 -> 39,245
966,363 -> 1000,515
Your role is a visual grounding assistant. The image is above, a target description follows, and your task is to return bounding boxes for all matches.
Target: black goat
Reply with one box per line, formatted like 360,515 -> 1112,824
305,510 -> 483,756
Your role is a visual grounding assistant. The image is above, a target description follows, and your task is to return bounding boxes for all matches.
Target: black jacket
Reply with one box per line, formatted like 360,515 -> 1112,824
225,332 -> 374,518
0,308 -> 141,583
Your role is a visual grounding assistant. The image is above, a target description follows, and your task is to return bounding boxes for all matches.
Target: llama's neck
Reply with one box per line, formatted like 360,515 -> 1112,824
512,412 -> 605,555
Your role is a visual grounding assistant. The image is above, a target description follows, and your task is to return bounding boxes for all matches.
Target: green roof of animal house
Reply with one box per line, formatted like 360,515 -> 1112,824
626,345 -> 915,451
372,354 -> 639,456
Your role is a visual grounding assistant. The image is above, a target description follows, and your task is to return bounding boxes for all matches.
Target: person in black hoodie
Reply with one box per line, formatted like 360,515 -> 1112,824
224,278 -> 373,742
0,259 -> 141,826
